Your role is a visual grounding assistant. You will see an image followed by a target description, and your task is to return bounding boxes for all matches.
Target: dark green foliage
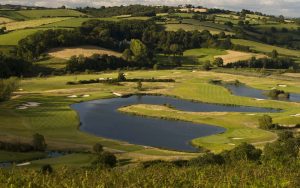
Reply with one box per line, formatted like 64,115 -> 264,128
92,152 -> 117,168
265,89 -> 290,99
213,57 -> 224,67
221,142 -> 262,162
137,81 -> 142,91
263,131 -> 300,163
258,115 -> 274,130
93,143 -> 104,154
189,153 -> 225,166
225,57 -> 295,69
65,54 -> 134,73
201,61 -> 211,71
0,141 -> 34,152
117,72 -> 126,82
32,133 -> 47,151
0,54 -> 32,78
40,164 -> 53,174
77,5 -> 171,17
0,77 -> 19,102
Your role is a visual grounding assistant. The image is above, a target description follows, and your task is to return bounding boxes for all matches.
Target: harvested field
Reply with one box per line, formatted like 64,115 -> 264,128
48,46 -> 122,59
214,50 -> 267,64
0,17 -> 14,24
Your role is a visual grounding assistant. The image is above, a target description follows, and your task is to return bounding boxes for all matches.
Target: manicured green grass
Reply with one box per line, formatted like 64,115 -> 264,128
16,9 -> 86,19
183,48 -> 227,63
0,151 -> 46,163
29,153 -> 97,168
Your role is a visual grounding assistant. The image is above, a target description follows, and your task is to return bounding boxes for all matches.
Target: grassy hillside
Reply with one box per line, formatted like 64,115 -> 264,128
0,17 -> 71,31
232,39 -> 300,57
0,29 -> 45,45
16,9 -> 86,18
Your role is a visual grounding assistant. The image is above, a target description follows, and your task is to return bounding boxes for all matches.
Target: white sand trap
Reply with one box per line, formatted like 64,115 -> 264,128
18,88 -> 23,91
113,92 -> 123,97
68,95 -> 78,98
255,98 -> 265,101
25,102 -> 41,107
82,94 -> 90,98
16,162 -> 31,167
290,114 -> 300,117
278,85 -> 287,87
99,78 -> 105,80
232,138 -> 244,140
247,114 -> 256,116
271,87 -> 277,90
228,143 -> 236,146
16,106 -> 28,110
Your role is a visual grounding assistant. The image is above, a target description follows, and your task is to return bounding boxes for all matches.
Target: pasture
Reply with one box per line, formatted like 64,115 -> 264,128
0,16 -> 14,24
48,46 -> 122,59
183,48 -> 227,63
16,9 -> 86,19
0,17 -> 71,31
232,39 -> 300,57
214,50 -> 267,64
0,29 -> 44,45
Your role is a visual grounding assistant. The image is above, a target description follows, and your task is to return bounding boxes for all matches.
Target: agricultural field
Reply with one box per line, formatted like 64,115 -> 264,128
48,46 -> 123,59
0,17 -> 14,24
16,9 -> 86,19
232,39 -> 300,57
0,28 -> 45,45
0,17 -> 72,31
215,50 -> 267,64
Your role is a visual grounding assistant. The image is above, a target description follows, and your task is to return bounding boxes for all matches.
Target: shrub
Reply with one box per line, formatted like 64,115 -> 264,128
222,142 -> 262,162
40,164 -> 53,174
258,115 -> 274,130
32,133 -> 47,151
189,153 -> 225,166
92,152 -> 117,167
93,143 -> 104,154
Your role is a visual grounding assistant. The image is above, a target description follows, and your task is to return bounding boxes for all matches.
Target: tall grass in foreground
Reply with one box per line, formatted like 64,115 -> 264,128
0,161 -> 299,187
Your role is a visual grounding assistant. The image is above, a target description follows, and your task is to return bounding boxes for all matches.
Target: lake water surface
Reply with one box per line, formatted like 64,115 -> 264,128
72,95 -> 278,152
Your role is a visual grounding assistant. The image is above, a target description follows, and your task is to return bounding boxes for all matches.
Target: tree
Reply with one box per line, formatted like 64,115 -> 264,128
117,72 -> 126,81
137,81 -> 142,91
263,131 -> 299,163
222,143 -> 262,162
271,49 -> 278,59
32,133 -> 47,151
93,143 -> 104,153
213,57 -> 224,67
130,39 -> 148,62
92,151 -> 117,167
40,164 -> 53,174
258,115 -> 273,130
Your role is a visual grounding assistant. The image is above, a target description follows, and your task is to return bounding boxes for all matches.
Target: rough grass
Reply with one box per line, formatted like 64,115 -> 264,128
35,57 -> 68,69
232,39 -> 300,57
164,23 -> 224,34
48,46 -> 122,59
16,9 -> 86,19
214,50 -> 267,64
0,17 -> 71,31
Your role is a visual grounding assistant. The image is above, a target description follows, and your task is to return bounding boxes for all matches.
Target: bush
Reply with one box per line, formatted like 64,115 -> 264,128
40,164 -> 53,174
117,72 -> 126,81
258,115 -> 274,130
32,133 -> 47,151
221,142 -> 262,162
92,152 -> 117,167
189,153 -> 225,166
93,143 -> 104,154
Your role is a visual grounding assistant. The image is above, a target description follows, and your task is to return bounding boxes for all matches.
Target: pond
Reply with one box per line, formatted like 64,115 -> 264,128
71,95 -> 279,152
225,84 -> 300,102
